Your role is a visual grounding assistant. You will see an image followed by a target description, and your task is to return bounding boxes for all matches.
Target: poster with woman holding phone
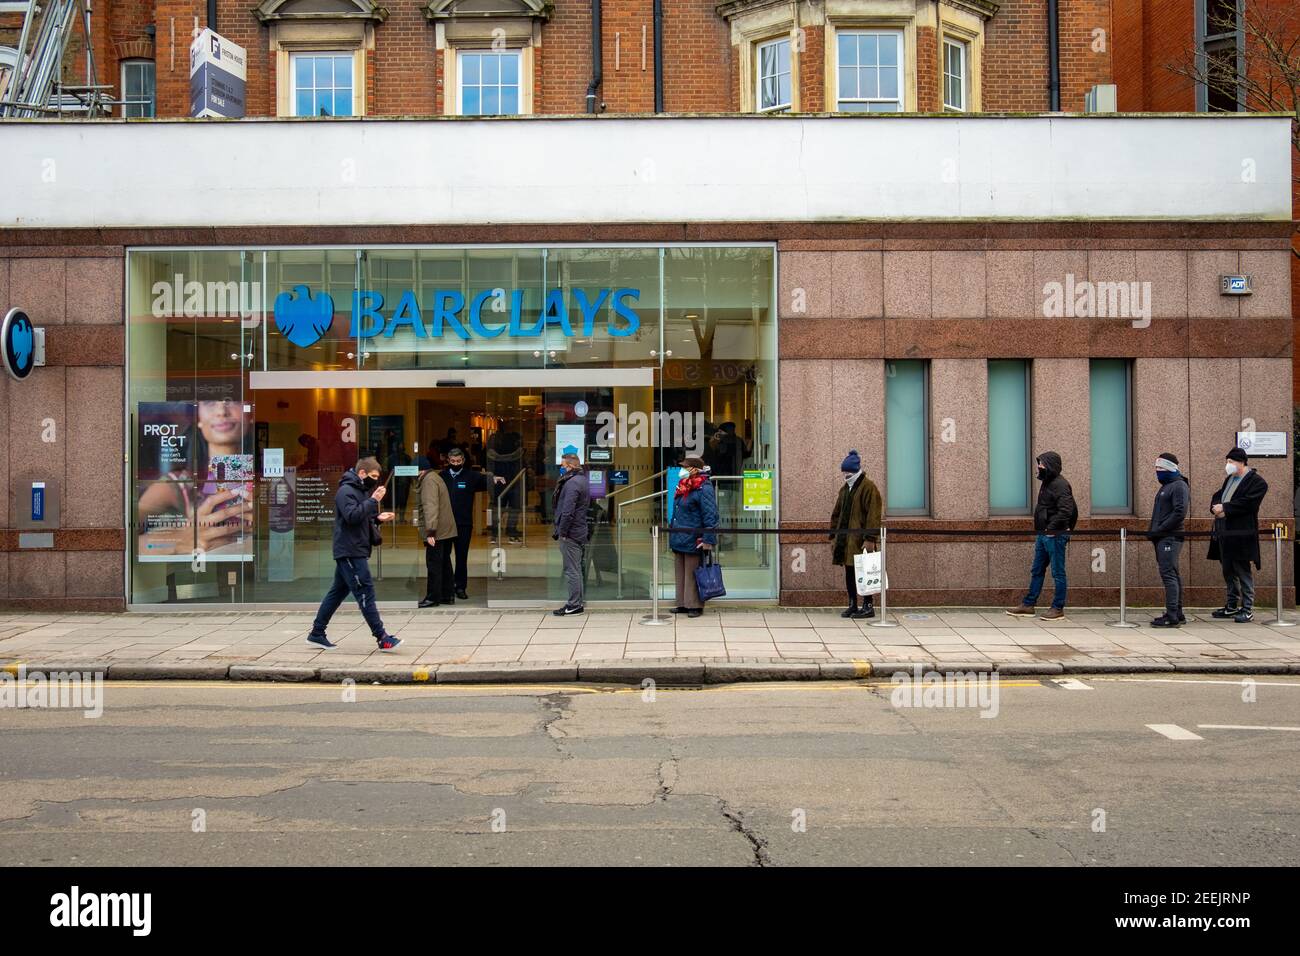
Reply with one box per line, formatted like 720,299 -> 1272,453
136,399 -> 255,562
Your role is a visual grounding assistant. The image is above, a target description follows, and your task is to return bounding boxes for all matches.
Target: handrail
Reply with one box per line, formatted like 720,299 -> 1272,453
616,488 -> 667,598
494,466 -> 527,561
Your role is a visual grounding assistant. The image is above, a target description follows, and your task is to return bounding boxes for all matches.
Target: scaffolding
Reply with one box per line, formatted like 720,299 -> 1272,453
0,0 -> 112,117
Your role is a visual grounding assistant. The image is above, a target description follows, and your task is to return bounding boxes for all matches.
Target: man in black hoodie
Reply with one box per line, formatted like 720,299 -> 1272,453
439,446 -> 504,600
1148,453 -> 1189,627
1007,451 -> 1077,621
307,457 -> 401,651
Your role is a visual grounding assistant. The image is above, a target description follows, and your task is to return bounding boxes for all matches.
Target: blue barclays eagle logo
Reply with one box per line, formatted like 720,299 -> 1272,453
273,285 -> 335,348
10,314 -> 33,371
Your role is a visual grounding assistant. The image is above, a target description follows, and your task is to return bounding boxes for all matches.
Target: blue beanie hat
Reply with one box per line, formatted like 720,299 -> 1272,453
841,449 -> 861,473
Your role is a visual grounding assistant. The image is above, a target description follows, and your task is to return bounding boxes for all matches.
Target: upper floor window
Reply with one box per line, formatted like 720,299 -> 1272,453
291,52 -> 353,117
1199,0 -> 1242,112
756,37 -> 791,113
837,29 -> 903,112
121,59 -> 156,117
943,38 -> 967,112
458,50 -> 521,116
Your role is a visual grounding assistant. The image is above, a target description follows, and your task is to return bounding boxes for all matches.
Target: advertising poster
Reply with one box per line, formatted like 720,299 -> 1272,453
135,400 -> 255,563
267,467 -> 296,582
555,424 -> 585,465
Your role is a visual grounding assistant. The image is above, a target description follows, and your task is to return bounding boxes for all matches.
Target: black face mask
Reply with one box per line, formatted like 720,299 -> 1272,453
1037,467 -> 1050,481
362,475 -> 379,491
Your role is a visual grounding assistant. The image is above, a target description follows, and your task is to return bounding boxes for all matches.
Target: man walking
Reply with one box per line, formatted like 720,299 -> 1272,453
1006,450 -> 1077,620
307,457 -> 401,651
440,447 -> 504,600
1209,446 -> 1268,623
551,451 -> 591,616
1148,453 -> 1189,627
416,457 -> 458,608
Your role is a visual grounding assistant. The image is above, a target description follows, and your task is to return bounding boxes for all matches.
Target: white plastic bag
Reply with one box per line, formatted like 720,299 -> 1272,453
854,550 -> 887,596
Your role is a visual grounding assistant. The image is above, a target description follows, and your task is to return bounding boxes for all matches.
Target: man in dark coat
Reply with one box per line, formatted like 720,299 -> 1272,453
308,456 -> 401,651
829,449 -> 883,619
551,452 -> 591,616
1007,450 -> 1077,620
1148,453 -> 1190,628
439,447 -> 504,600
1209,446 -> 1268,623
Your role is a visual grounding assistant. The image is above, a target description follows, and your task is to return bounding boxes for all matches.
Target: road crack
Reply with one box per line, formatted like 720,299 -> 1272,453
718,800 -> 771,867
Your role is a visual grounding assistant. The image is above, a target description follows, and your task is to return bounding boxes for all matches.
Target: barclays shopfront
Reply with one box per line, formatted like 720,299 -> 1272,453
126,244 -> 780,608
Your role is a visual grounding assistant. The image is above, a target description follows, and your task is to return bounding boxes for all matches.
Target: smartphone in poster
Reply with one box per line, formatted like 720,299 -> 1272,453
135,400 -> 255,563
555,424 -> 585,465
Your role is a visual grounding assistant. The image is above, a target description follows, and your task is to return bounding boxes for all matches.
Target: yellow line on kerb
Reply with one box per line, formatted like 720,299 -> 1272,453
23,678 -> 1043,693
1,662 -> 22,675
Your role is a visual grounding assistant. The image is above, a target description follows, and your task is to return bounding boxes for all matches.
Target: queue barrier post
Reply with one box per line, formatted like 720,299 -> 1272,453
868,526 -> 898,628
640,524 -> 671,626
1106,527 -> 1138,628
1269,525 -> 1295,628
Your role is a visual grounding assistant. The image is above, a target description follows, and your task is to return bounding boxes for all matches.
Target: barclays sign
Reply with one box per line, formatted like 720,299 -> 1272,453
273,285 -> 642,349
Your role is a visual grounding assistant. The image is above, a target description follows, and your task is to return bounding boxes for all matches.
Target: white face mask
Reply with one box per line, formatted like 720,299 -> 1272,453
1225,462 -> 1239,476
844,472 -> 857,484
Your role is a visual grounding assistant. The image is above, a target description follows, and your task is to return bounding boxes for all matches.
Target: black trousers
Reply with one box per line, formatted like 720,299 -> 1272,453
844,564 -> 874,609
449,527 -> 473,591
424,539 -> 454,602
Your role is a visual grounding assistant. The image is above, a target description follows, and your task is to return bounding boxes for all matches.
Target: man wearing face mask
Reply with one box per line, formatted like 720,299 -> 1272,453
308,457 -> 402,651
440,447 -> 505,600
1147,453 -> 1189,627
1209,447 -> 1268,623
829,450 -> 883,619
1007,451 -> 1077,620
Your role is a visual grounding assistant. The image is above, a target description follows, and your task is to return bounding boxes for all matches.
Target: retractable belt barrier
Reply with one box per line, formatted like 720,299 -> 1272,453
641,524 -> 1294,629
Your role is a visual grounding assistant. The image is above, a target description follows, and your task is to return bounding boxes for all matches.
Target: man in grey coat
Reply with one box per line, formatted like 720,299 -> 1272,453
1148,453 -> 1189,627
551,451 -> 591,616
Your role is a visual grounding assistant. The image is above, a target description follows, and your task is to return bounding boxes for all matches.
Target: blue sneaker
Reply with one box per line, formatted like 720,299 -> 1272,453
306,633 -> 338,650
377,634 -> 402,652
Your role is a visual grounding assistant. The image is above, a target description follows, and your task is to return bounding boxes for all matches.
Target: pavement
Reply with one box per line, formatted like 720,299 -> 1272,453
2,605 -> 1300,682
2,676 -> 1297,865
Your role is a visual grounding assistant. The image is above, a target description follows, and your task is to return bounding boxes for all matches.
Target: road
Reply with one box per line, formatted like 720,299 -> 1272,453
1,675 -> 1297,866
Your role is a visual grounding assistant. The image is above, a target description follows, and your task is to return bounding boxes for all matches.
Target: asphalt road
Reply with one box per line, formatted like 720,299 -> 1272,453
1,675 -> 1297,866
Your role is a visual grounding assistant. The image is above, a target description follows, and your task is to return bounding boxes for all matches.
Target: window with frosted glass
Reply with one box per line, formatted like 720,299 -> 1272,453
1090,359 -> 1132,512
292,53 -> 353,117
837,30 -> 903,112
988,360 -> 1030,512
886,360 -> 928,514
459,51 -> 521,116
756,37 -> 791,112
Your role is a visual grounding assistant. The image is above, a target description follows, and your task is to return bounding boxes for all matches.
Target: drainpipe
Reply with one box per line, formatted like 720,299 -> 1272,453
585,0 -> 602,113
653,0 -> 663,113
208,0 -> 217,33
1047,0 -> 1060,110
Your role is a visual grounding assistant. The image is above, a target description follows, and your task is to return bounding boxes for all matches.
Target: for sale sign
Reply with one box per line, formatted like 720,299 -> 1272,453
190,28 -> 246,118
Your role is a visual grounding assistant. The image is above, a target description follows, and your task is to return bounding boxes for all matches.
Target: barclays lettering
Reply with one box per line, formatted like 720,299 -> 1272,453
271,286 -> 640,349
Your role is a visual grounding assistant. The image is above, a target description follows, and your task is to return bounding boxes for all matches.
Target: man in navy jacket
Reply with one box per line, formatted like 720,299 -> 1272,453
308,457 -> 401,651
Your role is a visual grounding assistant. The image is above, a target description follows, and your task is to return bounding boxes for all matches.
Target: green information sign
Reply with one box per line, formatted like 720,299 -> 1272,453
743,469 -> 773,511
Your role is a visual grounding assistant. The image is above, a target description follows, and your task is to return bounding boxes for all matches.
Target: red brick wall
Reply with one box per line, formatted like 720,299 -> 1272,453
916,25 -> 938,112
982,0 -> 1049,110
1058,0 -> 1112,110
664,0 -> 733,112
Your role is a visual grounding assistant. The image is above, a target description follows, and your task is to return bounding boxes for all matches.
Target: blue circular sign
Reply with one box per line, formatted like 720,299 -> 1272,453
574,400 -> 589,417
2,308 -> 35,381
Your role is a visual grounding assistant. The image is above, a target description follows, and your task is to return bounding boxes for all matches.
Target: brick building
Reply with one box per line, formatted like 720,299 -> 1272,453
1,3 -> 1296,615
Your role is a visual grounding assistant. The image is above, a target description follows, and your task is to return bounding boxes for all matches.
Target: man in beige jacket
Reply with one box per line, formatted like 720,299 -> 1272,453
417,464 -> 458,608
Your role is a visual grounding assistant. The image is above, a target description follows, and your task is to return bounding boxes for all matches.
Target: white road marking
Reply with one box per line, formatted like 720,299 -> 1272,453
1113,678 -> 1300,689
1146,723 -> 1203,740
1197,724 -> 1300,733
1051,678 -> 1093,690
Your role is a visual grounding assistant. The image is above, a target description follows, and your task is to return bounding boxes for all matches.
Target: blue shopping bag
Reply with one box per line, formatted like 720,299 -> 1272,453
694,551 -> 726,602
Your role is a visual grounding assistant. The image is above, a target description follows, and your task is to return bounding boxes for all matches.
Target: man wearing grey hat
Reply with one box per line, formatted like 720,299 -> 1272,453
1209,447 -> 1268,623
1148,453 -> 1189,627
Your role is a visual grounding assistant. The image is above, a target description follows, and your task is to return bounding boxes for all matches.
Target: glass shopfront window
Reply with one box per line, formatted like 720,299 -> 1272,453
126,245 -> 777,607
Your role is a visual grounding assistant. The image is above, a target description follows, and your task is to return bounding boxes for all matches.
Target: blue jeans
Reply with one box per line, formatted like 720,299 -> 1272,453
1024,533 -> 1069,609
312,557 -> 386,639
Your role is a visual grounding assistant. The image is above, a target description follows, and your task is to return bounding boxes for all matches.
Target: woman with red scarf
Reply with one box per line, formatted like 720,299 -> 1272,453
668,456 -> 720,617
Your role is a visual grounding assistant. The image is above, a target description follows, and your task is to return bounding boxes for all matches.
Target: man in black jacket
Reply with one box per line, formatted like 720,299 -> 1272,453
440,447 -> 504,600
1006,450 -> 1077,621
1209,446 -> 1269,623
1148,453 -> 1190,628
307,457 -> 401,651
